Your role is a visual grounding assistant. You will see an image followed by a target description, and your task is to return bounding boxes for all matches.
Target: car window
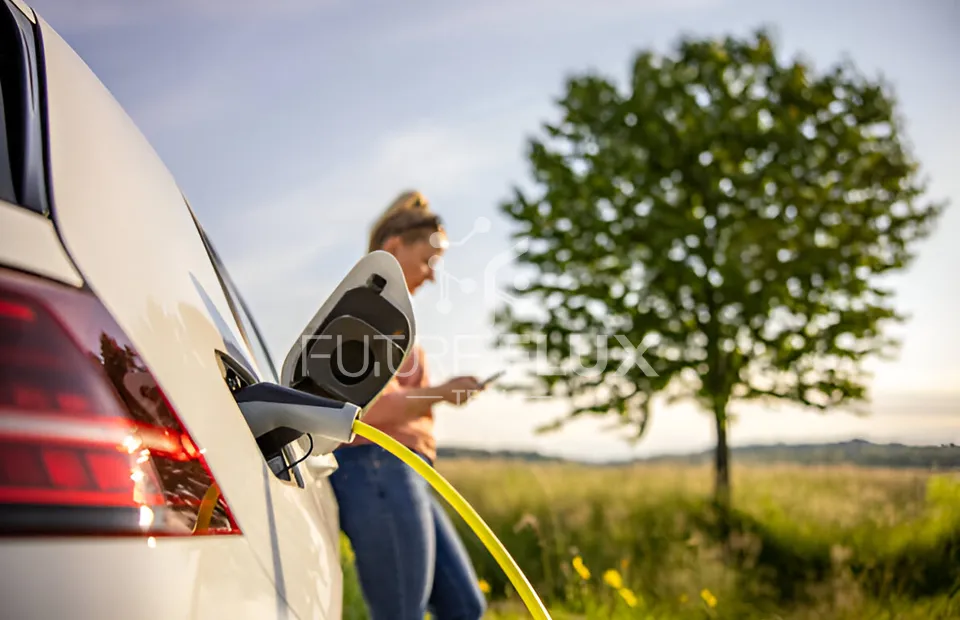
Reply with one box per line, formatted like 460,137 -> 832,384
0,1 -> 49,213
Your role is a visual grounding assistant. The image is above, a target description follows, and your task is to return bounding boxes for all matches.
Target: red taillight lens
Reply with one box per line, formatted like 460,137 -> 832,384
0,268 -> 240,537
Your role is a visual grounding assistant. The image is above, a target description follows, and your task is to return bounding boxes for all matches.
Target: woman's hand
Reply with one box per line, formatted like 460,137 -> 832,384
435,376 -> 484,406
389,376 -> 486,418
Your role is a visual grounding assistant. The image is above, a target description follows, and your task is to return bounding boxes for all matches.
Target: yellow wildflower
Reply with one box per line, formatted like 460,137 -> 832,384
477,579 -> 491,594
618,587 -> 639,608
701,588 -> 718,608
679,593 -> 689,604
339,538 -> 355,564
571,555 -> 591,580
602,569 -> 623,589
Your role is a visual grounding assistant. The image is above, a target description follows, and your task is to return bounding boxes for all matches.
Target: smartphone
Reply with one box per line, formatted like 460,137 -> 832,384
480,370 -> 505,388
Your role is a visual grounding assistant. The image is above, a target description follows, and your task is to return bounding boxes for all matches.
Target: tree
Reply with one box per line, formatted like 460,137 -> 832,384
492,28 -> 945,508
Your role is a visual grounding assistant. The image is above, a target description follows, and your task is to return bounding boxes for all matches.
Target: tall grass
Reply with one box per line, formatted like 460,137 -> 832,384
340,461 -> 960,619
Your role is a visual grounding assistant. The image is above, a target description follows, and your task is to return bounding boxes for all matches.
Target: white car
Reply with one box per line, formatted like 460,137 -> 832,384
0,1 -> 418,618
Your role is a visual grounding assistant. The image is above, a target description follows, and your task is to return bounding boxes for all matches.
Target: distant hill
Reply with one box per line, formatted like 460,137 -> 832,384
436,446 -> 564,463
640,439 -> 960,470
437,439 -> 960,470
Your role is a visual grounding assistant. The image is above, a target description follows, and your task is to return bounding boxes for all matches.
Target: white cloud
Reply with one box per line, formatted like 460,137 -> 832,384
213,85 -> 551,292
203,99 -> 535,362
217,119 -> 508,297
29,0 -> 336,31
383,0 -> 723,45
131,78 -> 230,133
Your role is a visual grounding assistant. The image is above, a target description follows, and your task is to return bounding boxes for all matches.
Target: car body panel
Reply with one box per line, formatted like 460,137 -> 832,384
0,11 -> 342,620
0,200 -> 82,286
3,539 -> 285,620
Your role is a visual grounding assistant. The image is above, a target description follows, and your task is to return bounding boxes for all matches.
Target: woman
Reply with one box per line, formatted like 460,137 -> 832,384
330,190 -> 488,620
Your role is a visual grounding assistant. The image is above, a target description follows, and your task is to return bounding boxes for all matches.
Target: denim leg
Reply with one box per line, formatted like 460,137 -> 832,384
427,494 -> 487,620
330,446 -> 436,620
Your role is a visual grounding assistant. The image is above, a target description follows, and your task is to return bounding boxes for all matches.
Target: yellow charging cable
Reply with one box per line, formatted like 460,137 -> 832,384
192,421 -> 552,617
352,420 -> 553,620
194,482 -> 221,533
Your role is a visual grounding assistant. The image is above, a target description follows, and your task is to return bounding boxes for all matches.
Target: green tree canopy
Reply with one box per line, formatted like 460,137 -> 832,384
493,28 -> 945,503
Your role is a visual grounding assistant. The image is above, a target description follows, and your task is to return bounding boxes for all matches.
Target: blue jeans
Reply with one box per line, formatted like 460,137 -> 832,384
330,444 -> 487,620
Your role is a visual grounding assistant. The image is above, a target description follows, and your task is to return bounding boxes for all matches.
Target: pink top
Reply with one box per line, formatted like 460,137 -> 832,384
343,344 -> 437,462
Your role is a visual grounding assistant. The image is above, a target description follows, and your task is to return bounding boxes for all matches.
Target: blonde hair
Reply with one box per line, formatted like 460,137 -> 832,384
368,190 -> 444,252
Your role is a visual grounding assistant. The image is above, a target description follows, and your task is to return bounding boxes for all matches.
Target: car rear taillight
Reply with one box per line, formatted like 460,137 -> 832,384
0,267 -> 240,537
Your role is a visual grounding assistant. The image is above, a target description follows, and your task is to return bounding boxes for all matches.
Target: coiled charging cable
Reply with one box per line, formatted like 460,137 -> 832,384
352,420 -> 553,620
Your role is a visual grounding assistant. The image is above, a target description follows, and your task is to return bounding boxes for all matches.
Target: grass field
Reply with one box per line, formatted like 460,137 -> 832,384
340,460 -> 960,619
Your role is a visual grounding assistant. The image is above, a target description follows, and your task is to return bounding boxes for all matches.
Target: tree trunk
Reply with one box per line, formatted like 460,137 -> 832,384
713,400 -> 733,554
713,406 -> 730,509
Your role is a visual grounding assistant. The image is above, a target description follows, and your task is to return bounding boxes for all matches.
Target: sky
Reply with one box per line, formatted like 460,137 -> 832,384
28,0 -> 958,461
